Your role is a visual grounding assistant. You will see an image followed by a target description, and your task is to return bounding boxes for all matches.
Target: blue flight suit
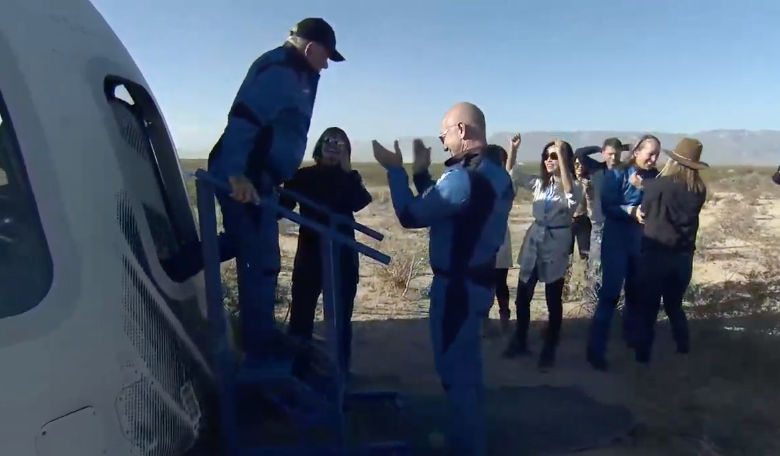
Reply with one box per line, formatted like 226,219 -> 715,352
384,150 -> 514,456
165,44 -> 319,358
586,165 -> 658,368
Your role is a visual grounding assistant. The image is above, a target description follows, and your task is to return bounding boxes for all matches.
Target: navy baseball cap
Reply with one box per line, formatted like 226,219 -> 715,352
291,18 -> 345,62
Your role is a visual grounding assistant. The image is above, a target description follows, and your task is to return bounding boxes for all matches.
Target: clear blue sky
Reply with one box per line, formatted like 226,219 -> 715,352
92,0 -> 779,156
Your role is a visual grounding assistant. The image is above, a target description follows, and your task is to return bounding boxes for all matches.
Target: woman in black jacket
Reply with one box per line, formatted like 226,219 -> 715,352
633,138 -> 708,364
280,127 -> 372,375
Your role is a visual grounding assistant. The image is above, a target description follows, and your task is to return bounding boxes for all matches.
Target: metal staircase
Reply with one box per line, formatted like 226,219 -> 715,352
194,169 -> 410,456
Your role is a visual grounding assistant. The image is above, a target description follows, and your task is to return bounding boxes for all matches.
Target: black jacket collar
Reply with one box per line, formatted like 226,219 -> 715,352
445,148 -> 498,170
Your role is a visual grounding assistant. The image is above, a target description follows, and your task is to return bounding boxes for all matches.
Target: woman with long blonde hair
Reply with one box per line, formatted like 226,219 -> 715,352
632,138 -> 708,364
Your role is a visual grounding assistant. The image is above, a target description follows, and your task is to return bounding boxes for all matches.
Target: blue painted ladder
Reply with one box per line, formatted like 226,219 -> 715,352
194,169 -> 411,456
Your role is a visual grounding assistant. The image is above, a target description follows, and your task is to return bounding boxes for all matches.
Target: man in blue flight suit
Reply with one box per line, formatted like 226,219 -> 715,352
586,135 -> 661,371
163,18 -> 345,363
372,102 -> 514,456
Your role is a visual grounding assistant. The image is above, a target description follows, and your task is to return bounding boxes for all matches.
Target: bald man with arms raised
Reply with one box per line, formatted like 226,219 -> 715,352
372,102 -> 514,456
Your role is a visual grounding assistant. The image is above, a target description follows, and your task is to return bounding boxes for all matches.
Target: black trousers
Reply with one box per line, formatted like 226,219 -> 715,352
570,214 -> 592,260
288,245 -> 359,370
494,268 -> 510,314
634,250 -> 693,362
514,267 -> 565,350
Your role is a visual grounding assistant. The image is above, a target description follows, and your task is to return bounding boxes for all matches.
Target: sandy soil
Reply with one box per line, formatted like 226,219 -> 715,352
270,187 -> 780,455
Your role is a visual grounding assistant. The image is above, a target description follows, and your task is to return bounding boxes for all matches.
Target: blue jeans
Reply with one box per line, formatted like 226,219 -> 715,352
587,220 -> 642,361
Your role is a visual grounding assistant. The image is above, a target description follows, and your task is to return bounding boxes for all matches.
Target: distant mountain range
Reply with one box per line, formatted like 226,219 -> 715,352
180,129 -> 780,166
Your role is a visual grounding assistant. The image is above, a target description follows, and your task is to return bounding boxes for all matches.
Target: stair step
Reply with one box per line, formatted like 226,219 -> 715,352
343,390 -> 403,411
235,358 -> 294,384
235,360 -> 336,428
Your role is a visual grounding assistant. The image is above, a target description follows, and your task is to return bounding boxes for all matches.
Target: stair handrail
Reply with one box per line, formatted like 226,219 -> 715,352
276,185 -> 384,242
194,169 -> 390,265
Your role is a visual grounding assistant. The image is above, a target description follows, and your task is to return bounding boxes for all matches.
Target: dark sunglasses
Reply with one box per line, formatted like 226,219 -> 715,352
323,137 -> 347,147
543,152 -> 559,160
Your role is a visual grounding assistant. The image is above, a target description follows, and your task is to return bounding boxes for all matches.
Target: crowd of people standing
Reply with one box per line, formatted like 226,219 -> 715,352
157,17 -> 715,455
488,133 -> 708,371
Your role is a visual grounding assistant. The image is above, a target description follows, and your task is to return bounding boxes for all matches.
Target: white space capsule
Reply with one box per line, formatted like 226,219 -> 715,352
0,1 -> 215,455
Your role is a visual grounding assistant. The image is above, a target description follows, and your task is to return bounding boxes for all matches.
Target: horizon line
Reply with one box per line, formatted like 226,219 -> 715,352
175,127 -> 779,153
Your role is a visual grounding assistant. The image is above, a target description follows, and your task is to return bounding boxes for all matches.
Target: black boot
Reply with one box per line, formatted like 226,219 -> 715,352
502,312 -> 532,359
502,335 -> 532,358
634,347 -> 651,365
537,321 -> 560,369
538,344 -> 556,369
586,348 -> 608,372
497,300 -> 511,334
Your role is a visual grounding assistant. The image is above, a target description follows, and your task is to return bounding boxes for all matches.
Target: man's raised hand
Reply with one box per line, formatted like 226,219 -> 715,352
412,138 -> 432,174
372,140 -> 403,168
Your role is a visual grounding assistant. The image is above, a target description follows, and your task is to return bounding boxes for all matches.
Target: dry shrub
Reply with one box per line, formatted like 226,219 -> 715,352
563,257 -> 591,318
707,170 -> 778,201
718,197 -> 762,239
220,260 -> 291,324
374,243 -> 428,297
369,188 -> 391,204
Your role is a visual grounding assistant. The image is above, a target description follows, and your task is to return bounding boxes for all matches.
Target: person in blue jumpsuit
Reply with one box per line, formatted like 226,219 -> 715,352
586,134 -> 661,371
279,127 -> 372,376
161,18 -> 345,363
372,102 -> 514,456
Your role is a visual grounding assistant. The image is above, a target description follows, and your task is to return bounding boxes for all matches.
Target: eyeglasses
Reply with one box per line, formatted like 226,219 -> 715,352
543,152 -> 559,161
438,124 -> 458,144
323,137 -> 347,147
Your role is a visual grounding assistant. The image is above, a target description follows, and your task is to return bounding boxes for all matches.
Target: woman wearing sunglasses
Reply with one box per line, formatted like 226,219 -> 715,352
279,126 -> 372,378
502,135 -> 581,368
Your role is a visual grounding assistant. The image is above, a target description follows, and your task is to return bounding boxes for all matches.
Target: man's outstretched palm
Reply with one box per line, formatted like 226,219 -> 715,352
412,138 -> 432,173
372,140 -> 403,168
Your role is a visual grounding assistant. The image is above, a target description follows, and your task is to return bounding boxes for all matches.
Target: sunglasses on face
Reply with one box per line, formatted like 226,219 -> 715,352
323,137 -> 347,148
543,152 -> 559,161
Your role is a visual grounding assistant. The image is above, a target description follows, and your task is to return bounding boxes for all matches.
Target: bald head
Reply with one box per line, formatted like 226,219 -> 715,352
443,102 -> 486,131
439,102 -> 488,156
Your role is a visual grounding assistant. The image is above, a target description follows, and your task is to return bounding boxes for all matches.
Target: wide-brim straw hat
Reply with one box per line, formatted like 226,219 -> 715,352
662,137 -> 709,170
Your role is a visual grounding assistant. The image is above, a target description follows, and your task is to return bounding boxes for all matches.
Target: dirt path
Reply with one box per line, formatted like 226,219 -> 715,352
271,189 -> 780,455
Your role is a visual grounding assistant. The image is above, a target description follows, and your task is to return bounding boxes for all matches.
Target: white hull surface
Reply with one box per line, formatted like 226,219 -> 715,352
0,1 -> 216,455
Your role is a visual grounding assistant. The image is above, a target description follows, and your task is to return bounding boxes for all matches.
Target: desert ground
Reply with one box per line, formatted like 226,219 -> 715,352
183,160 -> 780,456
